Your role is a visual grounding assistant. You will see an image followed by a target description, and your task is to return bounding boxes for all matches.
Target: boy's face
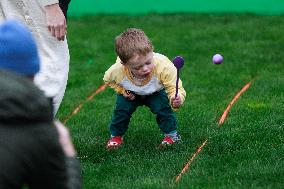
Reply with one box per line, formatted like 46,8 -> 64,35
126,52 -> 154,79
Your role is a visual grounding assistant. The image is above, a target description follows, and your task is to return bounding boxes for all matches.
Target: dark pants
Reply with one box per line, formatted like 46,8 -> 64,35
109,89 -> 177,136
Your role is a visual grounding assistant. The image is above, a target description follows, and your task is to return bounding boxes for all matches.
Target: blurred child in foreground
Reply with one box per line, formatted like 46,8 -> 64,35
0,20 -> 81,189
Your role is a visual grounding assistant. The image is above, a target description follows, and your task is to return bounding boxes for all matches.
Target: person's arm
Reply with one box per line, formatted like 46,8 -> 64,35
44,3 -> 67,41
103,60 -> 127,95
65,157 -> 81,189
59,0 -> 71,19
106,81 -> 126,95
54,121 -> 81,189
158,57 -> 186,110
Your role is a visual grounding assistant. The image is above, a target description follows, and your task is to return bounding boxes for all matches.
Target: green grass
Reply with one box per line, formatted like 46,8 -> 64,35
56,14 -> 284,188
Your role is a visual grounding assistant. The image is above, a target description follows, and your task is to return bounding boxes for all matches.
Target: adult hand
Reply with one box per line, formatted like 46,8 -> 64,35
45,3 -> 66,41
54,120 -> 76,157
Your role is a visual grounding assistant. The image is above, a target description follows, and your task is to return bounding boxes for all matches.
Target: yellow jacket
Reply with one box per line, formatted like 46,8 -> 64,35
103,53 -> 186,107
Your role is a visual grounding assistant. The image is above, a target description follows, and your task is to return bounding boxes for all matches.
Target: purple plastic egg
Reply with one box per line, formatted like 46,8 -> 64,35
213,54 -> 223,64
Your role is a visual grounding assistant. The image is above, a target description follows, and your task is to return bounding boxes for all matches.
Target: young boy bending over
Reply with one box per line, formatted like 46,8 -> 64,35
103,28 -> 186,149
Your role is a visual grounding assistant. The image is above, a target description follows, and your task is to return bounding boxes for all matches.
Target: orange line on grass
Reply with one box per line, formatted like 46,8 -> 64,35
218,81 -> 252,126
175,81 -> 252,184
175,140 -> 208,183
63,84 -> 107,124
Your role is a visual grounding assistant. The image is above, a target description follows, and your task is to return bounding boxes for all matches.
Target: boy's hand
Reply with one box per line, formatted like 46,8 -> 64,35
123,90 -> 136,100
171,96 -> 182,109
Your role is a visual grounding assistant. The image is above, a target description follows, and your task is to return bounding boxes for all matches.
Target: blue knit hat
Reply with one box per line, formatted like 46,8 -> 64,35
0,20 -> 40,76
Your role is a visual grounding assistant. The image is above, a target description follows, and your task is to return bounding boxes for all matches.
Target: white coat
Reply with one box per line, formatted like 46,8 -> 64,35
0,0 -> 69,114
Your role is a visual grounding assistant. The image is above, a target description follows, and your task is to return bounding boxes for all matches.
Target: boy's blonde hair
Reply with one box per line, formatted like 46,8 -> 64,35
115,28 -> 153,64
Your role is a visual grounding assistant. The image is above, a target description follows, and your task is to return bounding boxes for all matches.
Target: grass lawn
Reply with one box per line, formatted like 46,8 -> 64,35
56,14 -> 284,188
